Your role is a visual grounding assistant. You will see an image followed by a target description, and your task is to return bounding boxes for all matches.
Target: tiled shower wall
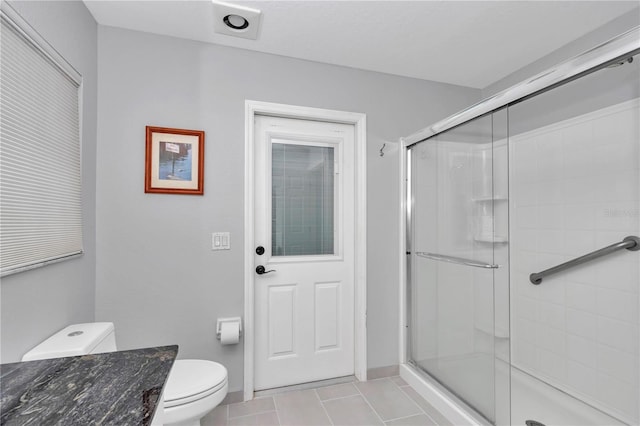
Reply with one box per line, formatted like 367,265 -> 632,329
510,99 -> 640,423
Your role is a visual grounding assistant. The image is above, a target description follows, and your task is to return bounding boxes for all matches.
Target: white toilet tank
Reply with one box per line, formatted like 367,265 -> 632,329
22,322 -> 117,362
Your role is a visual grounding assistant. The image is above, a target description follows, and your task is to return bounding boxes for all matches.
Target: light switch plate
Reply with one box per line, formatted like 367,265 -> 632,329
212,232 -> 230,250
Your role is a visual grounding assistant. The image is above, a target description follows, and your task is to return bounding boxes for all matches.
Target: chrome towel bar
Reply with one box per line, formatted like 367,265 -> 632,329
530,235 -> 640,285
415,252 -> 499,269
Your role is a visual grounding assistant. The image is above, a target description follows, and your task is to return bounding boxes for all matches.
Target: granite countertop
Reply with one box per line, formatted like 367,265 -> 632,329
0,345 -> 178,426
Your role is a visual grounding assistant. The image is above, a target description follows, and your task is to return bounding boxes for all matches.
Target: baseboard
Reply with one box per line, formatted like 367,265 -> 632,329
220,390 -> 244,405
367,364 -> 399,379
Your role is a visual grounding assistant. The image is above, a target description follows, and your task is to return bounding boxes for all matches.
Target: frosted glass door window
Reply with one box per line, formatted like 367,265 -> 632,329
272,143 -> 335,256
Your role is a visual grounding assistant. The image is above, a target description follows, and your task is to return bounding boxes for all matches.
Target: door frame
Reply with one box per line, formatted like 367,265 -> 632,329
244,100 -> 367,401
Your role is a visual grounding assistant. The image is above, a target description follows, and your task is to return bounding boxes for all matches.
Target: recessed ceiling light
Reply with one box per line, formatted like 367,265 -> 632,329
223,14 -> 249,31
212,1 -> 262,40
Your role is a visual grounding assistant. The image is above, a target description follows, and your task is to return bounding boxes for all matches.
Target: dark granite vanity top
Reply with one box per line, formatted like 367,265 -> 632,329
0,345 -> 178,426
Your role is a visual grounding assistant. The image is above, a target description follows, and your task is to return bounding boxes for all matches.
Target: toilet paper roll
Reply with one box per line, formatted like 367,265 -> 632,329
220,321 -> 240,345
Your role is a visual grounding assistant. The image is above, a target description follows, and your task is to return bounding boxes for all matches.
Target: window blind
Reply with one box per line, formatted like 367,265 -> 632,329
0,10 -> 83,276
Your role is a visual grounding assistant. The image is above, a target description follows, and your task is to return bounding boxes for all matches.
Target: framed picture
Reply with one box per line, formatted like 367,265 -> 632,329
145,126 -> 204,195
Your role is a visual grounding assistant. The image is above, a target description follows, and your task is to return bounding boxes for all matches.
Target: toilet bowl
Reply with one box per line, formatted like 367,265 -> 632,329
21,323 -> 228,426
163,359 -> 228,426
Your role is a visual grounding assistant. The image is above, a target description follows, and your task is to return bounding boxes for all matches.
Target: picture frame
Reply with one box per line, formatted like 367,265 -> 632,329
145,126 -> 204,195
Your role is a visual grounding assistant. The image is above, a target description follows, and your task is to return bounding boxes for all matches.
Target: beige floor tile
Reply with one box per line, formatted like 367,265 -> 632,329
228,411 -> 280,426
323,394 -> 384,425
385,414 -> 437,426
274,389 -> 331,426
390,376 -> 408,387
355,379 -> 422,421
228,397 -> 275,418
224,379 -> 452,426
399,386 -> 453,426
316,383 -> 360,401
201,405 -> 228,426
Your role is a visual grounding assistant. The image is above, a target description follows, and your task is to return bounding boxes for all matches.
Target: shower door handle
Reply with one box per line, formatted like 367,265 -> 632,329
415,252 -> 499,269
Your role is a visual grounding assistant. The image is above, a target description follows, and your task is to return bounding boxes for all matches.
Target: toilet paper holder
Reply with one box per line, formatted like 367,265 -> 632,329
216,317 -> 242,341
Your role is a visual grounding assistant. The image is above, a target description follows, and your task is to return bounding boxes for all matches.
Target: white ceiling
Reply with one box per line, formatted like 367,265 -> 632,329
83,1 -> 639,89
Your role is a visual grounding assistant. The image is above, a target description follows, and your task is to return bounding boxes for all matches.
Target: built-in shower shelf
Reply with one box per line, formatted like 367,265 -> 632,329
475,325 -> 510,339
472,196 -> 508,202
474,236 -> 508,244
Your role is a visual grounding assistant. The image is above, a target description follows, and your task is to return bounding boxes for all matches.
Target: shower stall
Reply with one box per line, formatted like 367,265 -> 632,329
402,27 -> 640,425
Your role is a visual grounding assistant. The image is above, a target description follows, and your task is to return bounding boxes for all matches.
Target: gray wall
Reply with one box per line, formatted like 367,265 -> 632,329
95,26 -> 480,392
482,7 -> 639,136
483,7 -> 640,97
0,1 -> 98,363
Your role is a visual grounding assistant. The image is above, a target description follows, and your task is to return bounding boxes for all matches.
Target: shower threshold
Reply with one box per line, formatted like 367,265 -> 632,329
402,356 -> 625,426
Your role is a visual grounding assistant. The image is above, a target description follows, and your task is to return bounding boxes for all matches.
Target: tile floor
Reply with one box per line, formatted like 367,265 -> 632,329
202,376 -> 452,426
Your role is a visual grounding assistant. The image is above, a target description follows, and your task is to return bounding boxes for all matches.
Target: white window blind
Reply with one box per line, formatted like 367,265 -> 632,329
0,8 -> 83,277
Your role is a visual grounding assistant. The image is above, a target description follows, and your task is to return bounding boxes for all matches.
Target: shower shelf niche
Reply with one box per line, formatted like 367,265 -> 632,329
474,236 -> 508,244
472,196 -> 509,244
472,196 -> 508,202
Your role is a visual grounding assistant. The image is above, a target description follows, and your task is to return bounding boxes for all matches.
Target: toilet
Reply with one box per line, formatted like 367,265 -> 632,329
21,322 -> 227,426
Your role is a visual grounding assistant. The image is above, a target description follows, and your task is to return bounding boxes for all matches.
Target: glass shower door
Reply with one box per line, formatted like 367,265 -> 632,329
507,51 -> 639,426
409,111 -> 509,424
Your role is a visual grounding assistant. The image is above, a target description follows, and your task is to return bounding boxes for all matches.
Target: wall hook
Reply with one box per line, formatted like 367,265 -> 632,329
379,143 -> 386,157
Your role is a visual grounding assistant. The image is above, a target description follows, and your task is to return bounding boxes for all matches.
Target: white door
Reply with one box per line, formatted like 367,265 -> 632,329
253,115 -> 355,390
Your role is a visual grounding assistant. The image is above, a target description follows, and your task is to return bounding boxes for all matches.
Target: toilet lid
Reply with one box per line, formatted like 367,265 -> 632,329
164,360 -> 227,406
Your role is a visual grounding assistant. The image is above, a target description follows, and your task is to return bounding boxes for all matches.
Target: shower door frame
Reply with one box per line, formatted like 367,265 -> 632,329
402,27 -> 640,146
397,26 -> 640,426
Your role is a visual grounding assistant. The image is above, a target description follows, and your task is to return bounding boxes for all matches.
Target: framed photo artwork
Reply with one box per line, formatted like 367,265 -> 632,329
145,126 -> 204,195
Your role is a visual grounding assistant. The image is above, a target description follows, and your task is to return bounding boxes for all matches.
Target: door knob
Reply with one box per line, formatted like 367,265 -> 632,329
256,265 -> 275,275
256,246 -> 265,255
